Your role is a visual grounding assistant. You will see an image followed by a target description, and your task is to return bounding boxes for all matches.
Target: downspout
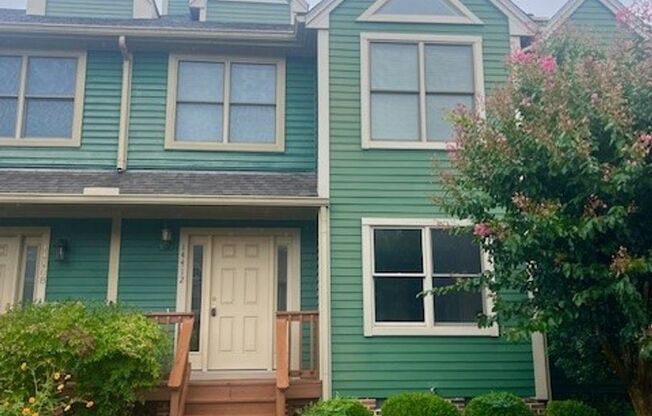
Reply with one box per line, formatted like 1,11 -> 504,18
117,35 -> 132,172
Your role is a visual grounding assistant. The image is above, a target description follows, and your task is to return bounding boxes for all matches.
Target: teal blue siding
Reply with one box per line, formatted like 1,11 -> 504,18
0,219 -> 111,301
167,0 -> 190,16
46,0 -> 133,18
118,219 -> 318,312
568,0 -> 619,37
0,52 -> 122,169
206,0 -> 291,24
328,0 -> 536,399
127,53 -> 316,172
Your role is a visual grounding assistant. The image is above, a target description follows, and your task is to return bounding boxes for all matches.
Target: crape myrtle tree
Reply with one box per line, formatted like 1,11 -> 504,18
437,11 -> 652,416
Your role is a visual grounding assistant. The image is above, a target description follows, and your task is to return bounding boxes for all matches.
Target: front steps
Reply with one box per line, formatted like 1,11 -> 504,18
185,379 -> 277,416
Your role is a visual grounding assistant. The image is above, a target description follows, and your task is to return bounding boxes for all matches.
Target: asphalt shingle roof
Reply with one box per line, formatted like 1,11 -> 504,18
0,169 -> 317,197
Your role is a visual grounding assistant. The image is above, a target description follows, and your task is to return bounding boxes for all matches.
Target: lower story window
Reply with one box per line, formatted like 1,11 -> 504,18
362,219 -> 498,337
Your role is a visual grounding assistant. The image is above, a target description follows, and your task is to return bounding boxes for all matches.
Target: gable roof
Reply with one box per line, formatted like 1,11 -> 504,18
543,0 -> 650,40
356,0 -> 484,25
307,0 -> 538,36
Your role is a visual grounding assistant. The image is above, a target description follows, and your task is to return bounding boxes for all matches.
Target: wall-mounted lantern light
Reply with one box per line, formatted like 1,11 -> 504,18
161,224 -> 173,248
54,239 -> 68,262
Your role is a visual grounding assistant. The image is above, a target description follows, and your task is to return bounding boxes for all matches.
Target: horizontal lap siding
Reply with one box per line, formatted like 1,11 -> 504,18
46,0 -> 133,18
0,52 -> 121,168
206,0 -> 291,24
167,0 -> 190,16
329,0 -> 535,399
0,218 -> 111,301
568,0 -> 619,38
127,54 -> 317,172
118,219 -> 318,312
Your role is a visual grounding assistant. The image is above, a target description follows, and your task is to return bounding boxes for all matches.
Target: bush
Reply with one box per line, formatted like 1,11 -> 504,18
382,392 -> 460,416
302,397 -> 373,416
0,302 -> 171,416
464,392 -> 532,416
545,401 -> 599,416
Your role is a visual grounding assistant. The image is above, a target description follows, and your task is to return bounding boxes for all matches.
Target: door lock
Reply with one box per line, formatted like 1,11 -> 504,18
211,307 -> 217,317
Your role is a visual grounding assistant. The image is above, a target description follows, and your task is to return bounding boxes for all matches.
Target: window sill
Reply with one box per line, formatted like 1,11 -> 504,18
361,140 -> 452,150
0,138 -> 80,148
364,323 -> 500,337
165,141 -> 285,153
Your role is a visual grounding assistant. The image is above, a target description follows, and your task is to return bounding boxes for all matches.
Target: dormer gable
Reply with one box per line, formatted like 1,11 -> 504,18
357,0 -> 483,25
26,0 -> 160,19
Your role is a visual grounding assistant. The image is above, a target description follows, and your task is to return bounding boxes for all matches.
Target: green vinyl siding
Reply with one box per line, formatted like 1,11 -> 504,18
0,219 -> 111,301
328,0 -> 535,399
118,219 -> 318,312
167,0 -> 190,16
568,0 -> 619,38
46,0 -> 133,18
206,0 -> 291,25
127,53 -> 316,172
0,51 -> 122,169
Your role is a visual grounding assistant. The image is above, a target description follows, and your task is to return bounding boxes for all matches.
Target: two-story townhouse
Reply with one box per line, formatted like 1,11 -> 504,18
0,0 -> 644,414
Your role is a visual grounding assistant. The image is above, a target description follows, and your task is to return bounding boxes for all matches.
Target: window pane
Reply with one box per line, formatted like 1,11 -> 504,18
21,246 -> 38,303
229,105 -> 276,143
230,64 -> 276,105
177,61 -> 224,103
433,277 -> 483,323
425,45 -> 475,93
426,94 -> 473,142
190,245 -> 203,352
0,98 -> 17,137
371,93 -> 419,141
26,57 -> 77,97
378,0 -> 460,16
277,246 -> 288,311
431,229 -> 482,274
374,229 -> 423,273
370,43 -> 418,92
375,277 -> 424,322
24,99 -> 74,138
175,103 -> 223,142
0,56 -> 21,96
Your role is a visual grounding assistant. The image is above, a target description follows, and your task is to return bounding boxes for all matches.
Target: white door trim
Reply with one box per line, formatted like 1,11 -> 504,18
176,228 -> 302,373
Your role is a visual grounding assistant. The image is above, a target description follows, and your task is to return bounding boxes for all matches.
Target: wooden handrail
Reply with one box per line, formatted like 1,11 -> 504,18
147,313 -> 195,416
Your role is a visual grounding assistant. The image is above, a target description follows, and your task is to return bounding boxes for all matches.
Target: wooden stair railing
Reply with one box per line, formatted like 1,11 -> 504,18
276,311 -> 319,416
147,313 -> 195,416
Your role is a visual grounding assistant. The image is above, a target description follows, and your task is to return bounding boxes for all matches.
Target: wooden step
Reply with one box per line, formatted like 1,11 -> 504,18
184,379 -> 277,416
185,401 -> 276,416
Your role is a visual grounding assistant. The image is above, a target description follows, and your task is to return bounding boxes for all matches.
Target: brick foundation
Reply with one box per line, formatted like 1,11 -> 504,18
362,397 -> 548,414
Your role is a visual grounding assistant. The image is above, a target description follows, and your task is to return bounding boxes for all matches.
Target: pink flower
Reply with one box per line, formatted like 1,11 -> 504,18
473,223 -> 493,238
510,49 -> 535,65
591,93 -> 599,105
640,133 -> 652,146
539,55 -> 557,73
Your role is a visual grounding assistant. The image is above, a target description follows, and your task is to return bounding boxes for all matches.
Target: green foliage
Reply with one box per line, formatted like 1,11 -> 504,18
0,302 -> 172,416
381,392 -> 460,416
464,392 -> 532,416
545,400 -> 599,416
439,26 -> 651,415
302,397 -> 373,416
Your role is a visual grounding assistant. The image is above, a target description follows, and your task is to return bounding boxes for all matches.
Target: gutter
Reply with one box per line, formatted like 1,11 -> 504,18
117,35 -> 132,173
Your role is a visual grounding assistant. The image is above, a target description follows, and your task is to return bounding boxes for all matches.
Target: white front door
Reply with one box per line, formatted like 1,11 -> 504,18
0,232 -> 48,313
208,235 -> 274,371
0,237 -> 21,312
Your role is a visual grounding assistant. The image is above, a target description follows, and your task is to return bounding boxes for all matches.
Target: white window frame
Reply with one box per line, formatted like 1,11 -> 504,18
360,33 -> 485,150
361,218 -> 499,337
165,54 -> 286,152
0,51 -> 86,148
357,0 -> 483,25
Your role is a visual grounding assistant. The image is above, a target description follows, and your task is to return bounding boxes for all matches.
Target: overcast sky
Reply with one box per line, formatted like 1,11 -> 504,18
0,0 -> 637,17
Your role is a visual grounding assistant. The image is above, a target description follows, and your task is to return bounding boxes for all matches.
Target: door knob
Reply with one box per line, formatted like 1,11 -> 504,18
211,307 -> 217,317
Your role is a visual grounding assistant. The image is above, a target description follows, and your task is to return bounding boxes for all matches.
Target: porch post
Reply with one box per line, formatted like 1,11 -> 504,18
318,206 -> 332,399
106,215 -> 122,303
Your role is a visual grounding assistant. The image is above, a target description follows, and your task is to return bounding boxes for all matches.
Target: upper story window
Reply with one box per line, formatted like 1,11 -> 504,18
0,52 -> 86,147
166,55 -> 286,152
362,218 -> 498,337
360,33 -> 485,150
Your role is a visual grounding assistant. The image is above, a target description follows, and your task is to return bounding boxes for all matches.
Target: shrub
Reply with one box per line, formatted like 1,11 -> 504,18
545,401 -> 599,416
302,397 -> 373,416
382,392 -> 460,416
0,302 -> 171,416
464,392 -> 532,416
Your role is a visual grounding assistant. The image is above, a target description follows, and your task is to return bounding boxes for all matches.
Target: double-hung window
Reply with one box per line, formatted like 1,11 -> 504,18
166,56 -> 285,152
0,52 -> 86,146
360,33 -> 484,149
362,218 -> 498,336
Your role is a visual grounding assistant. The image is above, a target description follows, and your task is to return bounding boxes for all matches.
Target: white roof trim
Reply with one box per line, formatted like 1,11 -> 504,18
544,0 -> 649,40
356,0 -> 483,25
307,0 -> 537,36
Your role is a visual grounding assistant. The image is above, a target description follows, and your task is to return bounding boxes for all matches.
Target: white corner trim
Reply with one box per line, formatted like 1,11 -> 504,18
133,0 -> 160,18
357,0 -> 483,25
26,0 -> 46,16
106,216 -> 122,303
532,332 -> 551,400
361,217 -> 499,338
117,52 -> 132,172
318,206 -> 332,398
317,29 -> 330,199
359,33 -> 485,150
